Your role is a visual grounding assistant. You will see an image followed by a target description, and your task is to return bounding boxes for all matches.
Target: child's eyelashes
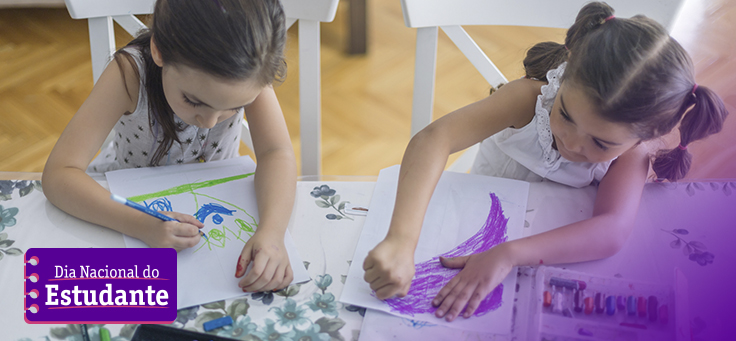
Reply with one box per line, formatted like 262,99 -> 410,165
560,109 -> 573,122
559,108 -> 609,150
593,139 -> 608,150
182,94 -> 202,107
183,94 -> 244,112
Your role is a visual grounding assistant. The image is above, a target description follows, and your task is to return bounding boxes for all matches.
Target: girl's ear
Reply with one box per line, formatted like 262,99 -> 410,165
150,35 -> 164,67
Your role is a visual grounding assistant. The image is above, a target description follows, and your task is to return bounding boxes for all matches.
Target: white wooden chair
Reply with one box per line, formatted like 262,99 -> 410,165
400,0 -> 685,172
64,0 -> 339,176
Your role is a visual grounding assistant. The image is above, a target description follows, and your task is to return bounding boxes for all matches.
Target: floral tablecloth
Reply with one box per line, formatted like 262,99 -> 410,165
2,178 -> 735,341
0,179 -> 374,341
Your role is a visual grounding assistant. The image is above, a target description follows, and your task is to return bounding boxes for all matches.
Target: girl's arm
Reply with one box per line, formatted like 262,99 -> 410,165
363,79 -> 545,299
432,143 -> 650,321
235,86 -> 297,292
42,59 -> 204,251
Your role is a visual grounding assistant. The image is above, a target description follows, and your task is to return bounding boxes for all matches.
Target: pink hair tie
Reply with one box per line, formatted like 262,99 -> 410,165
677,144 -> 688,151
604,15 -> 615,22
692,83 -> 698,94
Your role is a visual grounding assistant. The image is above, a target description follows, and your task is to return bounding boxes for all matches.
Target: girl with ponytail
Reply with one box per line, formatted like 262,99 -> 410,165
363,1 -> 728,321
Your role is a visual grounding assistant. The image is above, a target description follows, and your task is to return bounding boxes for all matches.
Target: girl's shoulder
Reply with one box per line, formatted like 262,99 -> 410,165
498,77 -> 546,129
513,77 -> 546,99
110,46 -> 146,112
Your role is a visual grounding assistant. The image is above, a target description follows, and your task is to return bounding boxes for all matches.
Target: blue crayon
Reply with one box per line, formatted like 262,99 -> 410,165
203,316 -> 233,331
627,296 -> 637,316
606,295 -> 616,315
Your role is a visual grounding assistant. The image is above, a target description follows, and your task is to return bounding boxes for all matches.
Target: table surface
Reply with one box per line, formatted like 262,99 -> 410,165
0,172 -> 42,181
1,173 -> 735,340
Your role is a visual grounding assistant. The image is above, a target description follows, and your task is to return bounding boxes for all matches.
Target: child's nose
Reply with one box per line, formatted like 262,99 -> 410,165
196,114 -> 219,129
566,135 -> 585,154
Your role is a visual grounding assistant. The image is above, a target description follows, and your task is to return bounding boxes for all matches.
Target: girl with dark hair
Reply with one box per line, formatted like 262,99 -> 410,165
363,1 -> 728,321
43,0 -> 296,292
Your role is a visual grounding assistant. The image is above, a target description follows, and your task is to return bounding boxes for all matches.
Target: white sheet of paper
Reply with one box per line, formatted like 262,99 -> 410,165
359,309 -> 509,341
105,156 -> 310,309
340,165 -> 528,334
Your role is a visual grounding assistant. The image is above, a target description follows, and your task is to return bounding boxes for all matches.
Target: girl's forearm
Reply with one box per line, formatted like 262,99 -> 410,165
386,129 -> 451,248
505,213 -> 631,267
506,145 -> 648,268
252,147 -> 297,235
42,166 -> 157,239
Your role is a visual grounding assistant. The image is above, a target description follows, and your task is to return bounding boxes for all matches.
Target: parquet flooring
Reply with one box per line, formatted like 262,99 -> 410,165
1,0 -> 734,179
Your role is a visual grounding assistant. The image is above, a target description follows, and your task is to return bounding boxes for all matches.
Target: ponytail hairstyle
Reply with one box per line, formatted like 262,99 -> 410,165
112,0 -> 287,166
523,42 -> 568,81
524,1 -> 728,182
651,85 -> 727,181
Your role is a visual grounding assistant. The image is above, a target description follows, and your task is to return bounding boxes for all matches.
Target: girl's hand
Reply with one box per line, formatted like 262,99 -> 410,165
142,212 -> 204,252
363,238 -> 416,300
432,243 -> 515,322
235,229 -> 293,292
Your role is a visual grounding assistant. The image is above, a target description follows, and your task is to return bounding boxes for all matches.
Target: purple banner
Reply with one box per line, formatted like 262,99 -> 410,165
24,248 -> 177,324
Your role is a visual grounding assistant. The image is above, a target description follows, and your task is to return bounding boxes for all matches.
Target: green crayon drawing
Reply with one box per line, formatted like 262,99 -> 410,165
132,173 -> 259,253
194,218 -> 257,253
128,173 -> 254,203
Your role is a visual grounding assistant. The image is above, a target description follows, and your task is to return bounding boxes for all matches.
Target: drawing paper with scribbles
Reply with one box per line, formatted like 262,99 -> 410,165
340,165 -> 528,334
106,156 -> 309,309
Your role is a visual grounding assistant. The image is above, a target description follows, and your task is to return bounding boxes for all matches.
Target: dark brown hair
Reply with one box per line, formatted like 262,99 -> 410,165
112,0 -> 287,166
523,2 -> 728,182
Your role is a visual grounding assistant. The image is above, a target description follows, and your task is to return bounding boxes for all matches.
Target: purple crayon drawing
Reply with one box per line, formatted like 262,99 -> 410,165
384,193 -> 509,317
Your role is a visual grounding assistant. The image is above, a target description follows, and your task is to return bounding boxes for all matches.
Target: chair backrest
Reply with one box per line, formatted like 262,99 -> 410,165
64,0 -> 339,176
65,0 -> 153,84
281,0 -> 339,176
400,0 -> 686,172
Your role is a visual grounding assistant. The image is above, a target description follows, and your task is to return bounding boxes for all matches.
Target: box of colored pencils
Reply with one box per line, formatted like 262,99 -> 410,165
528,266 -> 688,341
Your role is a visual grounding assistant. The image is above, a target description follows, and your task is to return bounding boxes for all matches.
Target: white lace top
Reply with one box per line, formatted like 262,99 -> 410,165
87,47 -> 242,174
470,62 -> 613,188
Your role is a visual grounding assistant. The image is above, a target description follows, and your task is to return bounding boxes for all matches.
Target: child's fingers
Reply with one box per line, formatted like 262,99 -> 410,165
256,260 -> 280,291
373,284 -> 398,300
363,268 -> 381,283
162,212 -> 204,228
279,264 -> 293,289
462,287 -> 493,318
177,215 -> 204,228
365,268 -> 410,291
170,234 -> 201,251
439,256 -> 469,269
371,271 -> 412,299
235,249 -> 252,278
261,263 -> 287,292
366,275 -> 390,292
260,262 -> 284,292
434,281 -> 472,322
399,281 -> 412,297
443,283 -> 477,322
432,275 -> 463,308
239,252 -> 269,289
171,223 -> 202,238
245,260 -> 278,292
362,256 -> 375,271
373,280 -> 404,300
432,275 -> 461,307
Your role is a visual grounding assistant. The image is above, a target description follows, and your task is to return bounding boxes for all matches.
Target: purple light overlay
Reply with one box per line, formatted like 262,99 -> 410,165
384,193 -> 509,317
575,180 -> 736,340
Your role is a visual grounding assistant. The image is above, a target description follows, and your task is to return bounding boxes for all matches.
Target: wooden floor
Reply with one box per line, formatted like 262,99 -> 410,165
1,0 -> 734,179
